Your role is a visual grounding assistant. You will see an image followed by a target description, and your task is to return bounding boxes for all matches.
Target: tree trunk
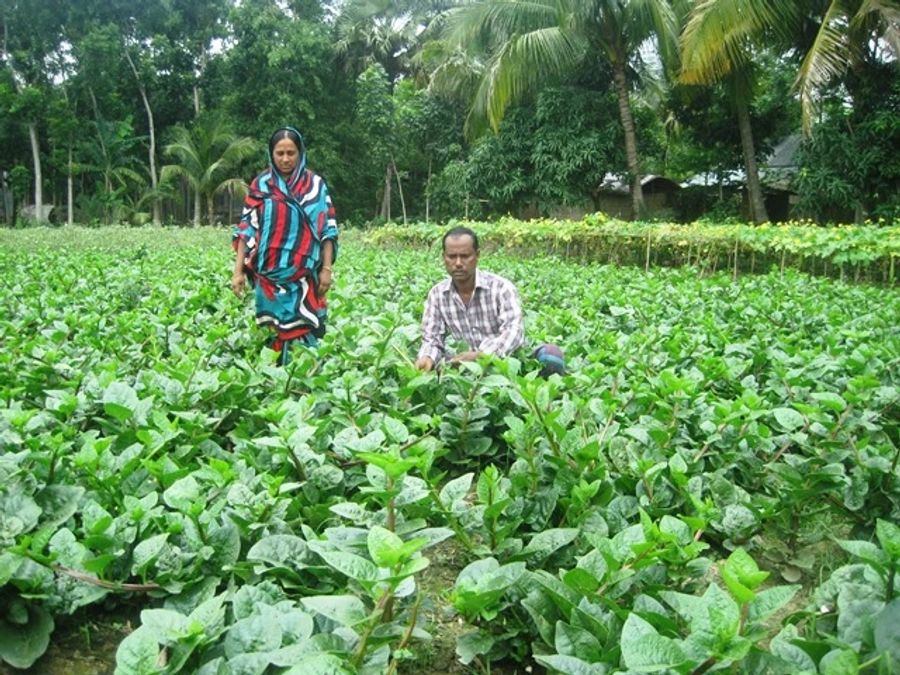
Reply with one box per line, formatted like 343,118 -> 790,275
2,170 -> 14,226
193,188 -> 202,226
67,146 -> 74,225
207,193 -> 216,225
425,158 -> 432,223
392,158 -> 407,226
193,50 -> 207,117
735,96 -> 768,223
379,164 -> 392,220
27,123 -> 45,221
612,60 -> 644,220
88,85 -> 112,223
123,45 -> 160,225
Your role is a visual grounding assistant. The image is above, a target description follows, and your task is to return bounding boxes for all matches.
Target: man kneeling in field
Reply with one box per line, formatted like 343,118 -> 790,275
414,226 -> 565,376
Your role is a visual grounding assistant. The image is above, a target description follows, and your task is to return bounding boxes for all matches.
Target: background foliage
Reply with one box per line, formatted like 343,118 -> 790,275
0,0 -> 898,227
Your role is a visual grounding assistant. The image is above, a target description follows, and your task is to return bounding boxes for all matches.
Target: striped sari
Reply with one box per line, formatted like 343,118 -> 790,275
233,142 -> 338,361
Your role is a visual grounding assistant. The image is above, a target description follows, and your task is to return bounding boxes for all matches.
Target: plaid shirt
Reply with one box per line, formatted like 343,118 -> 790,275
417,270 -> 524,363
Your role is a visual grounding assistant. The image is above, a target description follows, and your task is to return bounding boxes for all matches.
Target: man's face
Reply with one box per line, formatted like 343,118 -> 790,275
443,235 -> 479,285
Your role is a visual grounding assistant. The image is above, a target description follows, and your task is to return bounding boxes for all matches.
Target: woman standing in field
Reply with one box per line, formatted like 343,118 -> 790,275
231,127 -> 338,364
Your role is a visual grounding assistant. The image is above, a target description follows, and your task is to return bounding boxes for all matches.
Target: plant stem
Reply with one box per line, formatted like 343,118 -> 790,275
53,565 -> 161,591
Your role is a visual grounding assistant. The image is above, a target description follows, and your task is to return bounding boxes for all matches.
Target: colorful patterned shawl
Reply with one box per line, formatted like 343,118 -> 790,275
233,129 -> 338,350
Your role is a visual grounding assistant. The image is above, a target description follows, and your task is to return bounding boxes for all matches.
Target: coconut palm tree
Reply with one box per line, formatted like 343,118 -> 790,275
160,116 -> 257,226
432,0 -> 683,218
680,0 -> 898,133
334,0 -> 454,85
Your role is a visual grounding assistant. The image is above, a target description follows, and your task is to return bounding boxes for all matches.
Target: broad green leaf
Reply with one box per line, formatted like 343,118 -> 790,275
187,592 -> 228,639
0,552 -> 24,585
301,595 -> 369,627
555,620 -> 603,662
277,609 -> 315,646
0,601 -> 54,669
520,528 -> 579,561
208,519 -> 242,569
232,583 -> 285,620
139,608 -> 191,641
247,535 -> 309,568
103,381 -> 139,421
455,630 -> 494,666
316,549 -> 379,582
355,452 -> 418,479
439,473 -> 474,507
819,648 -> 858,675
281,653 -> 352,674
659,515 -> 691,545
837,539 -> 889,566
367,525 -> 404,567
224,611 -> 283,659
724,548 -> 765,583
620,613 -> 686,672
563,568 -> 600,594
533,654 -> 608,674
769,625 -> 817,672
113,626 -> 161,675
874,599 -> 900,668
35,485 -> 84,529
876,519 -> 900,559
162,476 -> 200,513
810,392 -> 847,412
773,407 -> 805,431
132,533 -> 168,576
747,585 -> 801,624
721,565 -> 755,604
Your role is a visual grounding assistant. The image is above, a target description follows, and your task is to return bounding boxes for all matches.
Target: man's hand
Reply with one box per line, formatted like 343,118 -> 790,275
231,271 -> 246,297
449,351 -> 480,365
414,356 -> 434,371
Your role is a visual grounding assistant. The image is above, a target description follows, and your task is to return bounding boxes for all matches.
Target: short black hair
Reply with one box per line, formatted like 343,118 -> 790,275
442,226 -> 479,252
268,127 -> 303,156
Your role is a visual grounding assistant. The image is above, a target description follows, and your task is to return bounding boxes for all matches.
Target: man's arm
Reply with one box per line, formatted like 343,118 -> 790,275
476,283 -> 524,357
415,287 -> 446,370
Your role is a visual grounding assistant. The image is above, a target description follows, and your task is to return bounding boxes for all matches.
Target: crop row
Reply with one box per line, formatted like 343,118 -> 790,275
365,216 -> 900,283
0,227 -> 898,674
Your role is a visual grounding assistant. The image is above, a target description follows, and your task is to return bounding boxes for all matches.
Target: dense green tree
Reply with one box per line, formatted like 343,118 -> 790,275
433,0 -> 683,218
531,86 -> 622,209
0,0 -> 70,221
797,62 -> 900,222
681,0 -> 897,223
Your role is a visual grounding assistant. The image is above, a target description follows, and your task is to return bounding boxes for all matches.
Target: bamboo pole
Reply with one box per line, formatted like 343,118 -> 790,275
733,236 -> 739,281
645,229 -> 651,272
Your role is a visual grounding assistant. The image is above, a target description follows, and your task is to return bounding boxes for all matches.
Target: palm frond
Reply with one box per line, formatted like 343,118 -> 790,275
214,178 -> 249,199
680,0 -> 797,84
624,0 -> 681,68
854,0 -> 900,56
466,26 -> 585,136
444,0 -> 560,50
160,164 -> 200,191
796,0 -> 851,133
429,47 -> 485,101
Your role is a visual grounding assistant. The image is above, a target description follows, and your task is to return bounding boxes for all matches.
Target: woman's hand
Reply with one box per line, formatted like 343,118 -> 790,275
319,267 -> 333,295
231,271 -> 246,297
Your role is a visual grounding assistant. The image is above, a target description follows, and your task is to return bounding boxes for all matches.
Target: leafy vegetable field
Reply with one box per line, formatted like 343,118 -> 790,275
1,227 -> 898,675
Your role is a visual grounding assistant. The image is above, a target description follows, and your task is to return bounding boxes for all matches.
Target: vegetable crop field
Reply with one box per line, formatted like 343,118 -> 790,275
1,226 -> 898,675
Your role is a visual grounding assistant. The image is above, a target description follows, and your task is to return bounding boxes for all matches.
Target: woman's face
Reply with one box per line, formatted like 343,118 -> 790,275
272,138 -> 300,176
